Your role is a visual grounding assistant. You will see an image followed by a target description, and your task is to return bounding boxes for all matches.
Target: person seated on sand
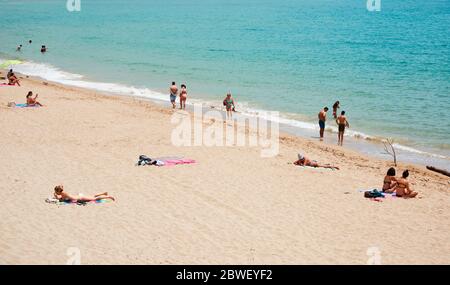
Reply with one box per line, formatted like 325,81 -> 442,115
8,72 -> 20,86
293,154 -> 339,170
382,167 -> 397,193
393,170 -> 418,198
54,185 -> 115,203
26,91 -> 43,106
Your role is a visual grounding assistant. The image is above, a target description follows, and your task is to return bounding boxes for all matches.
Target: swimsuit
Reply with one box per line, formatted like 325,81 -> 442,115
170,93 -> 177,102
224,99 -> 234,111
319,120 -> 325,129
338,123 -> 346,132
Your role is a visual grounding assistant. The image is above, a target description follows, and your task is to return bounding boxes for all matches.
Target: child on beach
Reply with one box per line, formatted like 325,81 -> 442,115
382,167 -> 397,193
336,111 -> 349,146
393,170 -> 418,198
223,93 -> 235,120
293,154 -> 339,170
26,91 -> 43,106
179,84 -> 187,110
54,185 -> 115,203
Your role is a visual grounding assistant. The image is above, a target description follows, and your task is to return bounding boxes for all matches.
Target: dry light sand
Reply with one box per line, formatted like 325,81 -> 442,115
0,72 -> 449,264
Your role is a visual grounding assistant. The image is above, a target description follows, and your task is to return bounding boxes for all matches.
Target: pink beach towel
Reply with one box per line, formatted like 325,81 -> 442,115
162,159 -> 196,166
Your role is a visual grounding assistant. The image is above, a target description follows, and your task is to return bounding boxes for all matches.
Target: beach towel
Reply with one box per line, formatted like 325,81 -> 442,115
45,197 -> 112,206
13,103 -> 40,108
136,155 -> 196,167
161,159 -> 196,166
294,165 -> 335,171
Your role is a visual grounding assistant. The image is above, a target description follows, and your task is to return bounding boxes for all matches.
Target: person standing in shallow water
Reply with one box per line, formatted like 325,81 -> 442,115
223,93 -> 235,120
169,82 -> 178,109
179,84 -> 187,110
336,110 -> 349,146
318,107 -> 328,141
332,101 -> 340,119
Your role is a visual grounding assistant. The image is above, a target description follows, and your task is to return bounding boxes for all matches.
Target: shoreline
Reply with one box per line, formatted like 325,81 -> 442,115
2,59 -> 449,171
1,72 -> 449,264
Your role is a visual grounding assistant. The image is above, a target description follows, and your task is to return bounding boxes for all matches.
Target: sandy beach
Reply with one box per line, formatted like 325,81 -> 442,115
0,73 -> 449,265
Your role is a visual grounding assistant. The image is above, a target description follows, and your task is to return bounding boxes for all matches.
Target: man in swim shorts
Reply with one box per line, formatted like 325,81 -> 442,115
169,81 -> 178,109
318,107 -> 328,141
336,110 -> 349,146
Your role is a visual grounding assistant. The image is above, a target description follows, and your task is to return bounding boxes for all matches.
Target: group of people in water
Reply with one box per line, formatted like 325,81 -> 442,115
16,40 -> 47,53
169,82 -> 236,119
318,101 -> 350,146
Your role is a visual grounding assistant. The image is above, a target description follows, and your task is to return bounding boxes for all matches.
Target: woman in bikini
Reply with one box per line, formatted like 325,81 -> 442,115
223,93 -> 235,120
26,91 -> 43,106
293,154 -> 340,170
8,73 -> 21,86
332,101 -> 340,119
382,167 -> 397,193
54,185 -> 115,203
393,170 -> 418,198
179,84 -> 187,110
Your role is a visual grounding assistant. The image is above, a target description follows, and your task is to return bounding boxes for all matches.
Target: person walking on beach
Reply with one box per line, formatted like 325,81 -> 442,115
332,101 -> 340,119
336,111 -> 349,146
223,93 -> 235,120
169,82 -> 178,109
179,84 -> 187,110
26,91 -> 43,106
318,107 -> 328,141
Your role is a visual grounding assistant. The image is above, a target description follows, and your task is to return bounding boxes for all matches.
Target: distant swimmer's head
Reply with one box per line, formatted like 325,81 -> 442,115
387,167 -> 396,176
324,107 -> 329,111
341,111 -> 345,115
54,185 -> 64,193
402,170 -> 409,178
26,91 -> 33,98
29,40 -> 32,44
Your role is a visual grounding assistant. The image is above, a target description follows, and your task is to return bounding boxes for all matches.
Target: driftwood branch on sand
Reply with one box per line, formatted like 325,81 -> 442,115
426,166 -> 450,177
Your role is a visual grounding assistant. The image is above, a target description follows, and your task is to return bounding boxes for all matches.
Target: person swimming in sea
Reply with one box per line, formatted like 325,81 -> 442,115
336,110 -> 349,146
169,81 -> 178,109
16,44 -> 22,51
41,45 -> 47,53
223,93 -> 235,120
54,185 -> 115,203
26,91 -> 43,106
179,84 -> 187,110
293,154 -> 340,170
382,167 -> 397,193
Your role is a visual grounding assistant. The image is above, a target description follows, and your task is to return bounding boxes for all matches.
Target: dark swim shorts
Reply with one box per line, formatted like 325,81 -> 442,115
319,120 -> 325,129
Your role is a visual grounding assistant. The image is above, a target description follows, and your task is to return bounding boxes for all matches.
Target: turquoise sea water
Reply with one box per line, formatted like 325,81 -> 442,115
1,0 -> 449,165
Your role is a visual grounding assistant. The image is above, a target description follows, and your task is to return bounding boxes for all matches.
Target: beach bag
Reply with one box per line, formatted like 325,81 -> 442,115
364,190 -> 384,198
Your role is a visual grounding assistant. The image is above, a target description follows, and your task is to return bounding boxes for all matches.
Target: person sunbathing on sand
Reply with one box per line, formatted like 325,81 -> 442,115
393,170 -> 418,198
26,91 -> 43,106
293,154 -> 339,170
382,167 -> 397,193
8,73 -> 20,86
54,185 -> 115,203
